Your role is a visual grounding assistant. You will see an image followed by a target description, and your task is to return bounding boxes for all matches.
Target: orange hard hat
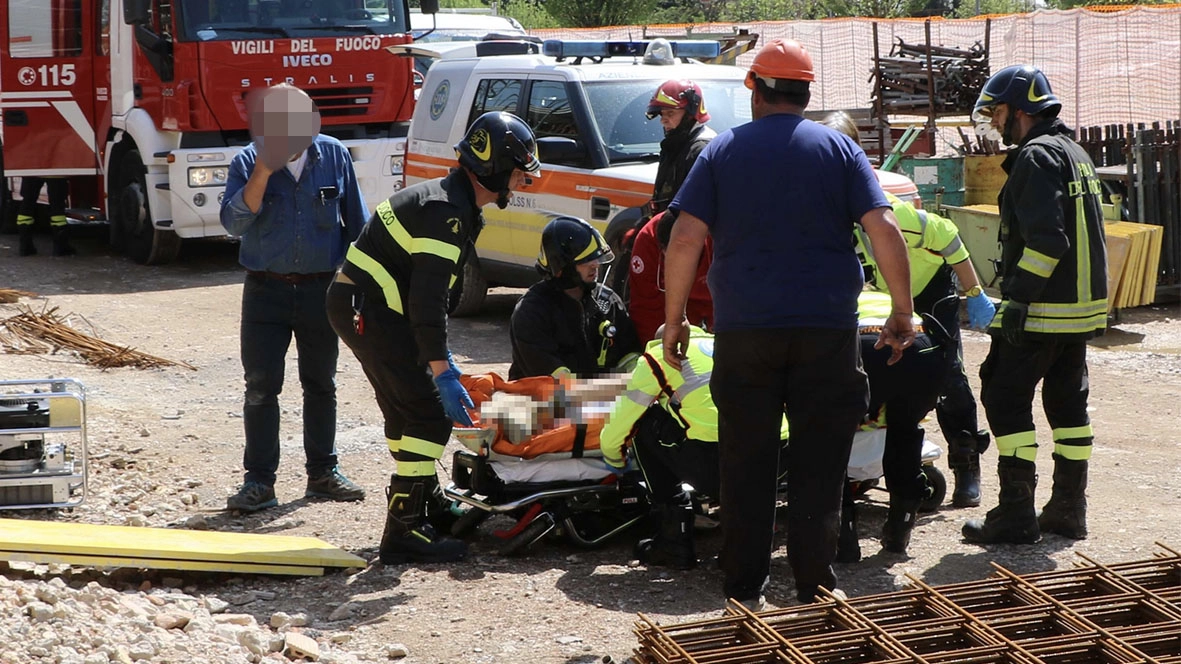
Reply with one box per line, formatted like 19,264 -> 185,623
744,38 -> 815,90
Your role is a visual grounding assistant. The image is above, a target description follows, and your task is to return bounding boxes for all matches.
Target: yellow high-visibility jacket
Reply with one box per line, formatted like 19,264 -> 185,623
599,327 -> 790,467
856,193 -> 971,296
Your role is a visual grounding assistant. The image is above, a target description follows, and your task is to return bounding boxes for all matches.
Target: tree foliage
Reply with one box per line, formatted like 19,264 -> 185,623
543,0 -> 662,27
425,0 -> 1175,28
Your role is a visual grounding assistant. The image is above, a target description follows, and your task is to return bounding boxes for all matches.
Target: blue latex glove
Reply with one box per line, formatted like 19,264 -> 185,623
966,291 -> 997,330
446,350 -> 463,376
1000,300 -> 1029,346
433,367 -> 475,427
603,457 -> 636,477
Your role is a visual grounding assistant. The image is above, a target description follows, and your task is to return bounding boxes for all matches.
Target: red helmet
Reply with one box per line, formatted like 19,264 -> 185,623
645,80 -> 710,124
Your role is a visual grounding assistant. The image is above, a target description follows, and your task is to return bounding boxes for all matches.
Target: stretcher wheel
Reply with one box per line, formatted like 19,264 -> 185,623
919,464 -> 947,513
451,507 -> 490,538
499,512 -> 556,556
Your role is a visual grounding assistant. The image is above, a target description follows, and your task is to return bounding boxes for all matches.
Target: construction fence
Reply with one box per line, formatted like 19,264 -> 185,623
532,5 -> 1181,134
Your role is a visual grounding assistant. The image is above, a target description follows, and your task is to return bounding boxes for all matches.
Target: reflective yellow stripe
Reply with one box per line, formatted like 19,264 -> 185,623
377,200 -> 460,263
574,237 -> 598,262
399,435 -> 446,460
552,367 -> 572,379
1017,248 -> 1058,279
395,460 -> 436,478
16,215 -> 34,226
995,430 -> 1037,456
1075,195 -> 1092,303
1054,443 -> 1092,460
1024,310 -> 1107,334
346,245 -> 404,314
1052,424 -> 1093,442
49,215 -> 67,227
387,438 -> 401,454
1028,300 -> 1108,316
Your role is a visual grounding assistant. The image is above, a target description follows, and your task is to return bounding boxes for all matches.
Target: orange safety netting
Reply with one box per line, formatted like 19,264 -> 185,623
532,5 -> 1181,134
459,373 -> 606,460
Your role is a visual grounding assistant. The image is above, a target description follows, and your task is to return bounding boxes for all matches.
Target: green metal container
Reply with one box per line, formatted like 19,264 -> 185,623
898,157 -> 966,208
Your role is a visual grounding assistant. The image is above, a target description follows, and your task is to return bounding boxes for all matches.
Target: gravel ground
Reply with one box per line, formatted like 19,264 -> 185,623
1,230 -> 1180,664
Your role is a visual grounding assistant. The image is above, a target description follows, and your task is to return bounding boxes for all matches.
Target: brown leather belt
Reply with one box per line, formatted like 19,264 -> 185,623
246,270 -> 334,284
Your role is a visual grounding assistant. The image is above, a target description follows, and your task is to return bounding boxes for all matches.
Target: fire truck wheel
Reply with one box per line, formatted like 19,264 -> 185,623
447,252 -> 488,318
115,150 -> 181,265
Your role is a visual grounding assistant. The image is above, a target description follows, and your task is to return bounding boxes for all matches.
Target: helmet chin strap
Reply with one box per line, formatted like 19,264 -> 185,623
495,190 -> 510,209
1002,111 -> 1019,146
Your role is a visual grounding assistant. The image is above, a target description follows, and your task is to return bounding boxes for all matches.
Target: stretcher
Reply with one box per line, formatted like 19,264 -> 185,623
442,373 -> 649,556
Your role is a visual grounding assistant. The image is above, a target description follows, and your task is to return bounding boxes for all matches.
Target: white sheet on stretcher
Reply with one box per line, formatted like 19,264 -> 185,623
490,457 -> 613,484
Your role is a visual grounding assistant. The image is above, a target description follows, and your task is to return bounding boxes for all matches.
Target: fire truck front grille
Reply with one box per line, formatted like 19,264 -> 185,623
307,87 -> 374,117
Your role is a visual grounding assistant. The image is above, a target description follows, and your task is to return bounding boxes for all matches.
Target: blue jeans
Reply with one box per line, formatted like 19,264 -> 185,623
239,272 -> 339,486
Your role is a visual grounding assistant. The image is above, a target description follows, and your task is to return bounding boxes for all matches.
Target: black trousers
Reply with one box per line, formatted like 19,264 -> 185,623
860,333 -> 946,500
979,336 -> 1091,459
914,266 -> 981,441
17,177 -> 68,222
326,280 -> 450,479
239,273 -> 339,486
712,327 -> 868,602
631,406 -> 719,502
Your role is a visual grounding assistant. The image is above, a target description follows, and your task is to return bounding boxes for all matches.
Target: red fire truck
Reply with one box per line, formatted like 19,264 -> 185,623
0,0 -> 424,264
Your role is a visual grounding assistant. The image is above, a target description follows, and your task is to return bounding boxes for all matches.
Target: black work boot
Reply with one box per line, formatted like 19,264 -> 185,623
636,501 -> 696,570
18,225 -> 36,256
378,476 -> 467,564
881,496 -> 922,554
947,430 -> 987,508
423,477 -> 460,534
51,225 -> 75,257
836,482 -> 861,563
1038,454 -> 1088,539
962,456 -> 1040,544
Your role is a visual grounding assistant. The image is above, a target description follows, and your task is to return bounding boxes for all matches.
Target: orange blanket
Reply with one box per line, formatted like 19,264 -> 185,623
458,373 -> 605,460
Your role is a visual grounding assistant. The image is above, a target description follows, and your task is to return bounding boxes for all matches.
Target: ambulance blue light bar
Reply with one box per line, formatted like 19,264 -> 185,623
542,40 -> 721,61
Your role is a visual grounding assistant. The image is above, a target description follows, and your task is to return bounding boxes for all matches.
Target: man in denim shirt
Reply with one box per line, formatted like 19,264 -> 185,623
220,85 -> 369,512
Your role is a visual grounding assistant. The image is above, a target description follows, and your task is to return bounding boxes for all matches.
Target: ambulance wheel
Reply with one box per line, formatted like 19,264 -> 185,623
919,465 -> 946,513
499,512 -> 555,556
450,507 -> 490,539
116,150 -> 181,265
448,252 -> 487,317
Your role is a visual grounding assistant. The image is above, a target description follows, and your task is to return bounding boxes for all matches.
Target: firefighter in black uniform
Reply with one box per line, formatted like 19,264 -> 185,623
16,177 -> 74,257
326,111 -> 541,563
508,216 -> 642,380
963,65 -> 1108,545
647,79 -> 716,217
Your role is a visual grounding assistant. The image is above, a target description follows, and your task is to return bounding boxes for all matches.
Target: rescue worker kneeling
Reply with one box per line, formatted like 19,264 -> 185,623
599,325 -> 788,570
509,217 -> 642,380
837,291 -> 950,562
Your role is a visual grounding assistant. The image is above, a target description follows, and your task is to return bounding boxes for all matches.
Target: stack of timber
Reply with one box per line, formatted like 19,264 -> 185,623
1106,221 -> 1165,310
0,518 -> 366,576
871,38 -> 989,116
632,543 -> 1181,664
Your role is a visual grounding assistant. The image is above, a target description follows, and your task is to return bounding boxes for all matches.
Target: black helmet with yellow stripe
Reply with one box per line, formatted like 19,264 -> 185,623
455,111 -> 541,209
537,217 -> 614,287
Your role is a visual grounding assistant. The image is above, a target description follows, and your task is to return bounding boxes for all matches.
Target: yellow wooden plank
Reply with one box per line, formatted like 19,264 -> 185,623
1106,235 -> 1131,313
1141,226 -> 1163,306
0,519 -> 365,568
0,550 -> 325,576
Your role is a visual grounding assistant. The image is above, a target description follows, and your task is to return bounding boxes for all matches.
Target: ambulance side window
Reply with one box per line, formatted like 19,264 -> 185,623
467,78 -> 522,128
526,80 -> 577,140
8,0 -> 84,57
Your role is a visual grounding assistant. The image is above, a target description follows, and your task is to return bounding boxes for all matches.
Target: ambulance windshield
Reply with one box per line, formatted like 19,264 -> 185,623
582,78 -> 752,163
180,0 -> 408,41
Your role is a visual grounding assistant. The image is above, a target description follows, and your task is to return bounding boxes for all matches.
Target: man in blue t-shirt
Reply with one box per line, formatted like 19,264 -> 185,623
662,39 -> 916,609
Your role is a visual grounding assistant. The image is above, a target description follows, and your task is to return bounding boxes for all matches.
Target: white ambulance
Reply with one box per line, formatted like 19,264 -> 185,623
403,39 -> 919,315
